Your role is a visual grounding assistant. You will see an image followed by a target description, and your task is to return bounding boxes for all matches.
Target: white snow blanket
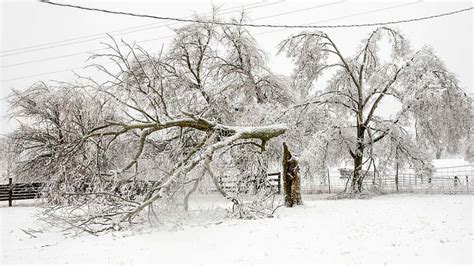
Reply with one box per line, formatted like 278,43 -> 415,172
1,194 -> 472,264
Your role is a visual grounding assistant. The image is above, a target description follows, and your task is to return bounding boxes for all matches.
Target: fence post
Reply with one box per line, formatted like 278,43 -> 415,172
8,177 -> 12,207
278,173 -> 281,194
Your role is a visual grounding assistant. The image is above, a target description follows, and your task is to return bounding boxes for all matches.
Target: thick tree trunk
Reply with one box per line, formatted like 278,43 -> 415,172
351,155 -> 364,193
350,125 -> 365,193
281,142 -> 303,207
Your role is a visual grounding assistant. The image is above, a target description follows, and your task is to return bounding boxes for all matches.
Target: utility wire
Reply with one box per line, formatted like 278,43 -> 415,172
2,1 -> 472,82
39,0 -> 473,29
0,1 -> 345,69
0,0 -> 281,56
0,67 -> 84,83
1,2 -> 346,82
255,1 -> 419,36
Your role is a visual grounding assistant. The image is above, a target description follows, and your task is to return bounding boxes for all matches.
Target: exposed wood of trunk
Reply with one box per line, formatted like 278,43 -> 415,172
281,142 -> 302,207
281,143 -> 291,206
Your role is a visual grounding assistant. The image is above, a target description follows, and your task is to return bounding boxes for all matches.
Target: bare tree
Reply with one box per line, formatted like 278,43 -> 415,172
7,83 -> 118,202
279,27 -> 472,193
8,14 -> 290,233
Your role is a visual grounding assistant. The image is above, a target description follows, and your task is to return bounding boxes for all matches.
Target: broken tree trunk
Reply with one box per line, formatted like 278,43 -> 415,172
281,142 -> 303,207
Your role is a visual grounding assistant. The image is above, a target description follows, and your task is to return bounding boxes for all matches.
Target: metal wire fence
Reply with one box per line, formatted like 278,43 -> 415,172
301,164 -> 474,194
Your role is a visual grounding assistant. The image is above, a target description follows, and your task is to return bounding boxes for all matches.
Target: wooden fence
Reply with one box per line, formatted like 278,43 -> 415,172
1,172 -> 282,207
0,178 -> 44,206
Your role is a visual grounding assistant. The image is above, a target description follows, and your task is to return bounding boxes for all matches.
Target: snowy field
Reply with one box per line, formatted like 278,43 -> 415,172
1,194 -> 473,264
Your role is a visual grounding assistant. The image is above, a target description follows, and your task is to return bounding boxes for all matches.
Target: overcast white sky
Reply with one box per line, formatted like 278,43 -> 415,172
0,0 -> 472,133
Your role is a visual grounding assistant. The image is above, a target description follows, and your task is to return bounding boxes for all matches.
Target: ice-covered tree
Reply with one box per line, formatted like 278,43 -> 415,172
279,27 -> 472,193
8,14 -> 289,232
6,82 -> 120,202
0,137 -> 16,182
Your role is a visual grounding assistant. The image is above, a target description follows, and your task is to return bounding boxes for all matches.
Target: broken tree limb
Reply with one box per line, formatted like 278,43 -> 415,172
84,115 -> 287,179
101,121 -> 288,225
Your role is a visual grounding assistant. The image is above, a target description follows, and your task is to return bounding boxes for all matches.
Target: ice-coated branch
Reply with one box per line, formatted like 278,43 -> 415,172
115,122 -> 286,224
85,115 -> 287,174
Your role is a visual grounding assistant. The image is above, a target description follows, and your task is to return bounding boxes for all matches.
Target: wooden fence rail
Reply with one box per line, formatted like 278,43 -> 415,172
0,178 -> 44,206
1,173 -> 282,207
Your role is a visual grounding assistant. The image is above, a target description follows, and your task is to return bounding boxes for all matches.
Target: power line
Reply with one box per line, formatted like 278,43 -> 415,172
0,1 -> 347,82
0,1 -> 345,69
0,66 -> 90,83
1,48 -> 108,69
2,2 -> 471,82
39,0 -> 473,29
256,1 -> 420,36
0,0 -> 281,56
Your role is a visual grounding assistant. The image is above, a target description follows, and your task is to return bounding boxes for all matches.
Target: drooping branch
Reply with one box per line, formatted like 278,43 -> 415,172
77,112 -> 287,223
114,123 -> 287,224
86,116 -> 286,159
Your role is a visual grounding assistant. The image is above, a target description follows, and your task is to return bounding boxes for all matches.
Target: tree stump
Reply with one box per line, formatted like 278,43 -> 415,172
281,142 -> 303,207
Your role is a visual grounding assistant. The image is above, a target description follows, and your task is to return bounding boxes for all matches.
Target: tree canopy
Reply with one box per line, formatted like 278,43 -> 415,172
279,27 -> 472,192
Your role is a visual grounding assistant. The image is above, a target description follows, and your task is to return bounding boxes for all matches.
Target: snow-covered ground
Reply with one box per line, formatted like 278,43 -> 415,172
1,194 -> 473,264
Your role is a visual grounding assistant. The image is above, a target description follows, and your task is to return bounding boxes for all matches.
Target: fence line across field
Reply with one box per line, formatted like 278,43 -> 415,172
302,164 -> 474,194
0,172 -> 283,207
2,164 -> 473,207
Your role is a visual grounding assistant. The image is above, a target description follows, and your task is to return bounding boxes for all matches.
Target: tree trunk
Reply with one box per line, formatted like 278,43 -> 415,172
435,148 -> 443,159
183,177 -> 200,211
351,154 -> 364,193
327,168 -> 331,194
281,142 -> 303,207
350,125 -> 365,193
395,161 -> 399,193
